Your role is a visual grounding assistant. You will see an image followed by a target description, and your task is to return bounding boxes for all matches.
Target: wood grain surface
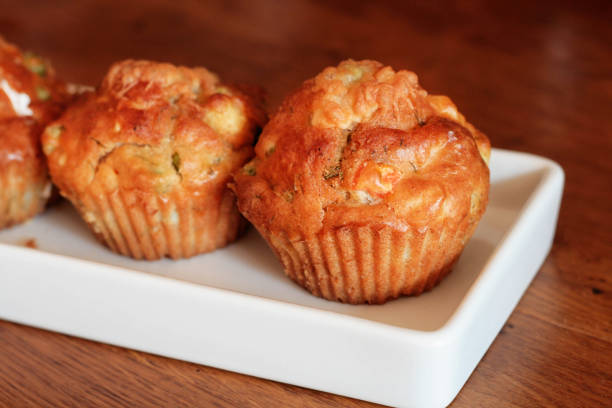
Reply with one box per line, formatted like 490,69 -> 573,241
1,0 -> 611,406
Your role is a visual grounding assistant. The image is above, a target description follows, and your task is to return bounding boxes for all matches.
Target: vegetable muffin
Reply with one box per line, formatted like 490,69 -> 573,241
0,36 -> 68,229
232,59 -> 490,304
43,60 -> 265,260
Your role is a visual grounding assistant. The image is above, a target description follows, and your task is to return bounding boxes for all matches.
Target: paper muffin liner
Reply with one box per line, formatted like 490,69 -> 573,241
260,223 -> 465,304
73,187 -> 245,260
0,162 -> 51,229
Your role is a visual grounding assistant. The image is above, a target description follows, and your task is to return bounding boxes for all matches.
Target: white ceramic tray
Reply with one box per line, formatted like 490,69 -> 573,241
0,149 -> 564,408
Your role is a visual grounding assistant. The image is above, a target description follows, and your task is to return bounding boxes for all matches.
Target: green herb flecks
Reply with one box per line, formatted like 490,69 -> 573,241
244,165 -> 256,176
172,152 -> 181,173
265,145 -> 276,157
35,86 -> 50,101
323,165 -> 341,180
24,52 -> 47,77
42,124 -> 65,155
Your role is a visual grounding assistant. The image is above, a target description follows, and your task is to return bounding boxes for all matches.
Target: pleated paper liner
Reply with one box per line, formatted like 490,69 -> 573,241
0,163 -> 51,229
261,223 -> 466,304
73,187 -> 245,260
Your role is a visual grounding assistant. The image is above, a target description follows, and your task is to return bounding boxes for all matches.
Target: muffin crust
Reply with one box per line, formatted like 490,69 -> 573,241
235,60 -> 489,237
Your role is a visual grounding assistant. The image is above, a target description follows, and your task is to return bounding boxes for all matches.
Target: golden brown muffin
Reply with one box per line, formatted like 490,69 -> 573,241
0,36 -> 68,229
42,60 -> 266,260
232,59 -> 490,304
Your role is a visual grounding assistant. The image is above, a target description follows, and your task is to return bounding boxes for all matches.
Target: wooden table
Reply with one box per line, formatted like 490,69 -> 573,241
1,1 -> 610,406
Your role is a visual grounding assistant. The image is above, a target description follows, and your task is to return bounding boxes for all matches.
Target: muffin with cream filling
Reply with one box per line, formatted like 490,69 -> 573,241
43,60 -> 266,259
232,59 -> 490,304
0,36 -> 68,229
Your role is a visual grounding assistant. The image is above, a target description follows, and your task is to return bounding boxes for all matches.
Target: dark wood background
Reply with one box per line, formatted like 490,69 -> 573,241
1,0 -> 611,406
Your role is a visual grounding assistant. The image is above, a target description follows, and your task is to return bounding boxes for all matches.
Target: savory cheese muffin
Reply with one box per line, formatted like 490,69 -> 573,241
43,60 -> 266,260
0,36 -> 67,229
232,59 -> 490,304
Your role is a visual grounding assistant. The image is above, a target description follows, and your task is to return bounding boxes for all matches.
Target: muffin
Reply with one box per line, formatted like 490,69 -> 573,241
0,36 -> 68,229
232,60 -> 490,304
42,60 -> 266,260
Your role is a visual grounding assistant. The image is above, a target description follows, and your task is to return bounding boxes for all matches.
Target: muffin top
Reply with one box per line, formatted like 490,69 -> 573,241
0,36 -> 68,167
43,60 -> 266,198
232,59 -> 490,236
0,36 -> 67,124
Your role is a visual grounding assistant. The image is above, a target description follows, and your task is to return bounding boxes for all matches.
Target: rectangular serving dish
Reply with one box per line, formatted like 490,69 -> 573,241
0,149 -> 564,408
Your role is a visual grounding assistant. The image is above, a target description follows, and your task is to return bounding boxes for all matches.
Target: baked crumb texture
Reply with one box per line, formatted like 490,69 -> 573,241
0,36 -> 66,229
233,60 -> 491,304
43,60 -> 266,260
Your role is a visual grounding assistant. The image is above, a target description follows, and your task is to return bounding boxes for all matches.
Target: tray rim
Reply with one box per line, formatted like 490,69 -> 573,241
439,149 -> 564,337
